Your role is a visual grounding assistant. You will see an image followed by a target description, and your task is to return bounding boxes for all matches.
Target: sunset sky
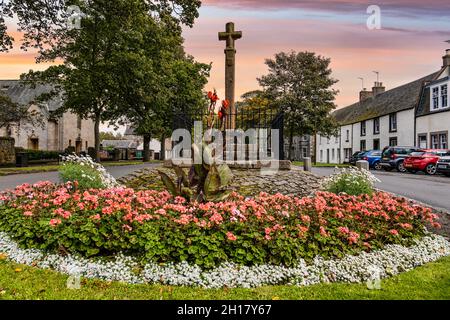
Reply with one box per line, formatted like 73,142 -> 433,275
1,0 -> 450,131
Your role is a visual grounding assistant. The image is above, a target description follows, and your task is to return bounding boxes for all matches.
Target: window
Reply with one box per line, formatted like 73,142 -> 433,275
85,141 -> 88,150
389,137 -> 398,147
418,134 -> 427,149
320,150 -> 323,162
373,139 -> 380,150
77,117 -> 82,130
346,130 -> 350,142
302,147 -> 308,159
442,85 -> 448,108
373,117 -> 380,134
332,149 -> 335,160
335,135 -> 339,143
432,87 -> 439,110
319,136 -> 322,145
327,137 -> 330,144
431,132 -> 448,149
361,121 -> 366,136
389,113 -> 397,132
337,148 -> 341,163
360,140 -> 366,151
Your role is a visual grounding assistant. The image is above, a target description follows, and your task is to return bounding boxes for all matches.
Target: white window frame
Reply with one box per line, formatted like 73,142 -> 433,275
430,81 -> 450,111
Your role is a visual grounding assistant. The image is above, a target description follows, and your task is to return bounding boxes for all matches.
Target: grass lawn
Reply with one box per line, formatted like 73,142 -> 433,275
0,256 -> 449,300
293,162 -> 350,168
0,161 -> 161,176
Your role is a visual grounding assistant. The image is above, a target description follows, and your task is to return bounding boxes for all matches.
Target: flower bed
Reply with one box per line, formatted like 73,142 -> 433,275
0,182 -> 442,269
0,231 -> 448,288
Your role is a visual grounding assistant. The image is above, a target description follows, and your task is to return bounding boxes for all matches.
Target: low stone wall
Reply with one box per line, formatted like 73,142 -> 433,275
119,166 -> 323,198
0,137 -> 15,165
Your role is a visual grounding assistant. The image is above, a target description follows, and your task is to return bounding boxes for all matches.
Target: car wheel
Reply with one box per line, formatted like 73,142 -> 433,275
425,164 -> 437,175
397,161 -> 407,173
373,162 -> 382,171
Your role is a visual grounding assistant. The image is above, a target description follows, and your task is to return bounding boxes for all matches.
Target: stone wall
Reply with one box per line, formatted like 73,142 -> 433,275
0,137 -> 15,165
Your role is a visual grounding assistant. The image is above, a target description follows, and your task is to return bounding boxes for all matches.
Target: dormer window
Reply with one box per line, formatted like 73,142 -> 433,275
432,87 -> 439,110
430,81 -> 449,111
442,84 -> 448,108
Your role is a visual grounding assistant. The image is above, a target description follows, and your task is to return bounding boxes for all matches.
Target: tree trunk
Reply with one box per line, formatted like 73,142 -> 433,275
312,132 -> 317,165
160,133 -> 166,161
94,114 -> 101,162
288,130 -> 294,161
143,134 -> 151,162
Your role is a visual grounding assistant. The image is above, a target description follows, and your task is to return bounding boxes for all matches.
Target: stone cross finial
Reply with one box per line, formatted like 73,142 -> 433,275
218,22 -> 242,130
219,22 -> 242,50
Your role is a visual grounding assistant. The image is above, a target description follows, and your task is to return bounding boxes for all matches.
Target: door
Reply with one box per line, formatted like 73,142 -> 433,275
75,140 -> 82,154
327,149 -> 330,164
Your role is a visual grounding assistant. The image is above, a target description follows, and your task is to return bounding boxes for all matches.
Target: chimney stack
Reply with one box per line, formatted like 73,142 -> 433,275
443,49 -> 450,68
359,89 -> 373,102
372,82 -> 385,97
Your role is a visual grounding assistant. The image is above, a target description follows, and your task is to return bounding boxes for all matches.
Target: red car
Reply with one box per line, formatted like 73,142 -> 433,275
403,149 -> 450,175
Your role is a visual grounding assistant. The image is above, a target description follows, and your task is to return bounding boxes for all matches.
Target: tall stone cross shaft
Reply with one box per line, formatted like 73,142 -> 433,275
219,22 -> 242,130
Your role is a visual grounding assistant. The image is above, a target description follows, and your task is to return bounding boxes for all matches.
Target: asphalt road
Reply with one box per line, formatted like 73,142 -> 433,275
312,167 -> 450,212
0,163 -> 160,191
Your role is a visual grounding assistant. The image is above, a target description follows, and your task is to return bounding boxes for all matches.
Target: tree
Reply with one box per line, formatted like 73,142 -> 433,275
0,94 -> 43,133
107,17 -> 210,162
258,51 -> 339,161
235,90 -> 276,129
99,131 -> 124,141
0,0 -> 202,161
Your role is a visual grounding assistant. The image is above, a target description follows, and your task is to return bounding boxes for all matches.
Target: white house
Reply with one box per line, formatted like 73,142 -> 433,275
415,49 -> 450,150
0,80 -> 95,152
317,49 -> 450,164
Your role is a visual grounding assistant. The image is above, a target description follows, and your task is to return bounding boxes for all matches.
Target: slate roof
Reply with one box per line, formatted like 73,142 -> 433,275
0,80 -> 63,112
101,140 -> 138,149
333,72 -> 440,125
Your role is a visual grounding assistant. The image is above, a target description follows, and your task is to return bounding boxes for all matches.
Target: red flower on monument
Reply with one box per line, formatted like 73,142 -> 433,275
222,99 -> 229,109
207,91 -> 219,103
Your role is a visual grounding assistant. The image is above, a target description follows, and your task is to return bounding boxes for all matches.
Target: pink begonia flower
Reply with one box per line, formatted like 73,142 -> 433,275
226,232 -> 237,241
49,219 -> 62,227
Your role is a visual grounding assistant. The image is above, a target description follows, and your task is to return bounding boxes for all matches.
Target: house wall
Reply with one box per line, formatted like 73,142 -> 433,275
416,111 -> 450,148
61,111 -> 95,151
316,109 -> 415,164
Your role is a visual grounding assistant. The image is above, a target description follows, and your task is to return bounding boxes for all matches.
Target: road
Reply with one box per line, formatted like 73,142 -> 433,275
312,167 -> 450,212
0,163 -> 160,191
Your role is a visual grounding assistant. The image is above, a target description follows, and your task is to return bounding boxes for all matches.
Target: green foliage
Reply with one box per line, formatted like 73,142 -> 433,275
23,149 -> 60,161
58,163 -> 104,190
159,162 -> 233,202
323,167 -> 380,196
258,51 -> 339,154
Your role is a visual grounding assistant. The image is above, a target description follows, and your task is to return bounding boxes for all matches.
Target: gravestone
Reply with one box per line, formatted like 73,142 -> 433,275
0,137 -> 15,165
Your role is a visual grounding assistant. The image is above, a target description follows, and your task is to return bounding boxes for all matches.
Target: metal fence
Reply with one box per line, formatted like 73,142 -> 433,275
172,108 -> 285,161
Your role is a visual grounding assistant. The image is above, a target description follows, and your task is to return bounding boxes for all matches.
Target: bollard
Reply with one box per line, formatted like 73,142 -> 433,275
356,160 -> 370,171
304,157 -> 312,172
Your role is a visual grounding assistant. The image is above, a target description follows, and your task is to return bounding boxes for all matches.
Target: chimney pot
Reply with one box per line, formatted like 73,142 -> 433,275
443,49 -> 450,67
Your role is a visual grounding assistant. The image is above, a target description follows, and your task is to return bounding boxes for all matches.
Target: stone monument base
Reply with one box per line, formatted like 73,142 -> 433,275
163,159 -> 291,171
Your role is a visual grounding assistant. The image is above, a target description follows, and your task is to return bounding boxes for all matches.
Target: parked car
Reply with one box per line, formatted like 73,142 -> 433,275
437,154 -> 450,177
380,146 -> 422,172
361,150 -> 382,170
349,151 -> 365,166
403,149 -> 450,175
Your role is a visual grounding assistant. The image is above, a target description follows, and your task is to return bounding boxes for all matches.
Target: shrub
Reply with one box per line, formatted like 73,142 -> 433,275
0,182 -> 440,269
58,154 -> 119,189
323,167 -> 380,196
23,149 -> 60,161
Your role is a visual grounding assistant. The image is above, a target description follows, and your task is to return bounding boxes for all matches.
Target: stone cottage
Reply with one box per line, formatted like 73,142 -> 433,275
0,80 -> 95,152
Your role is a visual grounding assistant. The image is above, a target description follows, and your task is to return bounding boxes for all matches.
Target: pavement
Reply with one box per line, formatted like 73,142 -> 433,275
0,163 -> 160,191
312,167 -> 450,212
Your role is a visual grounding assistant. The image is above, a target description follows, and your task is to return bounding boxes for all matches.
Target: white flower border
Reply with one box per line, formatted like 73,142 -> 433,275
1,232 -> 449,289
